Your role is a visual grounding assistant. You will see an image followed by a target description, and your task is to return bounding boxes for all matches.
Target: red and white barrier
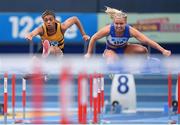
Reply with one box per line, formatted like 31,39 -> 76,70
93,74 -> 98,123
22,78 -> 26,121
2,69 -> 105,124
89,74 -> 93,120
78,73 -> 88,124
31,65 -> 44,124
60,67 -> 73,124
97,75 -> 101,115
12,74 -> 16,121
78,72 -> 105,124
101,74 -> 104,112
4,73 -> 8,124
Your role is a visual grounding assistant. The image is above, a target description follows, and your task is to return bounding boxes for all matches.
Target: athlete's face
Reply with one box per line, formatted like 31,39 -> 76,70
113,17 -> 127,32
43,15 -> 56,29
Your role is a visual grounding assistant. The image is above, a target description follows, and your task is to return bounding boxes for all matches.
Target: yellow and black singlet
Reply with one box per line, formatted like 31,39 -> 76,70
41,22 -> 64,50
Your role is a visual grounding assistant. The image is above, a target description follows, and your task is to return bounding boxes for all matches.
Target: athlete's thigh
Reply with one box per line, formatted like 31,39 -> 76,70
124,44 -> 148,54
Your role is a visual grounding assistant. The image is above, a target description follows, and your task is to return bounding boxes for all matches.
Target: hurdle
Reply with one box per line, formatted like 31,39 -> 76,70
2,68 -> 74,124
4,55 -> 180,124
78,72 -> 105,124
22,78 -> 26,122
4,73 -> 8,124
31,62 -> 44,124
3,69 -> 100,124
60,67 -> 73,124
78,72 -> 88,124
89,74 -> 93,122
12,74 -> 16,122
3,73 -> 28,124
93,73 -> 98,123
168,73 -> 180,124
100,74 -> 105,121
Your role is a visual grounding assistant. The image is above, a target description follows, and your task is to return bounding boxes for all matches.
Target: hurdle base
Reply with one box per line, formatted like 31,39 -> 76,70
168,119 -> 177,124
100,119 -> 111,124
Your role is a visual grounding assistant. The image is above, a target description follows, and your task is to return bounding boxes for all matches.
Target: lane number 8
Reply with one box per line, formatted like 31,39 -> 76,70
117,75 -> 129,94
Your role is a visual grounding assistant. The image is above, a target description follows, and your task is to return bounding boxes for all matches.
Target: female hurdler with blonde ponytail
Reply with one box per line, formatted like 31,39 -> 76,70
85,7 -> 171,60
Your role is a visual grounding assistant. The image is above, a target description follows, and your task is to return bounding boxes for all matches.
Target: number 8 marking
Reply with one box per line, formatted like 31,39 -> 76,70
117,75 -> 129,94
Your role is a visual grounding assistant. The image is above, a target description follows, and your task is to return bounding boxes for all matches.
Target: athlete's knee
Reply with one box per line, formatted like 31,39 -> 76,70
139,46 -> 148,54
132,45 -> 148,54
104,49 -> 116,58
103,49 -> 118,63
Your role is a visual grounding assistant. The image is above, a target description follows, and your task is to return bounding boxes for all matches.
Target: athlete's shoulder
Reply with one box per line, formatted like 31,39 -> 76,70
55,20 -> 61,24
126,24 -> 133,29
128,25 -> 141,37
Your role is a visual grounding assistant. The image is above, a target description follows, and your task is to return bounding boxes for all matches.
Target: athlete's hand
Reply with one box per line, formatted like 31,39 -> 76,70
162,49 -> 171,57
25,34 -> 33,41
82,35 -> 90,41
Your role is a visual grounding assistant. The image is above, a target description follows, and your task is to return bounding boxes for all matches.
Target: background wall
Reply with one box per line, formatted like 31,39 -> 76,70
0,0 -> 179,54
1,0 -> 180,12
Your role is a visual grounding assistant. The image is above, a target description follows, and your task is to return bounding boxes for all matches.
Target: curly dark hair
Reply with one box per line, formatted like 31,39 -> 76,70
41,10 -> 55,19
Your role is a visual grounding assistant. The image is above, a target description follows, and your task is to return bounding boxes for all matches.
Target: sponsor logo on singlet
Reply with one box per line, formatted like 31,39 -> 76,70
107,35 -> 128,47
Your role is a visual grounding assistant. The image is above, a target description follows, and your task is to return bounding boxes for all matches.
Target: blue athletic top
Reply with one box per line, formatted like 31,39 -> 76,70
106,24 -> 131,53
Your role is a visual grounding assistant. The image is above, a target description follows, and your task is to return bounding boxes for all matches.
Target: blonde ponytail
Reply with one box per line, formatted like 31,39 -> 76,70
105,6 -> 127,19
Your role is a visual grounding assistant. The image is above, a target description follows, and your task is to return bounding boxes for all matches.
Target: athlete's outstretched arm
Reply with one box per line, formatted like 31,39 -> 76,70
61,16 -> 89,41
25,26 -> 43,41
130,27 -> 171,56
85,25 -> 110,57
